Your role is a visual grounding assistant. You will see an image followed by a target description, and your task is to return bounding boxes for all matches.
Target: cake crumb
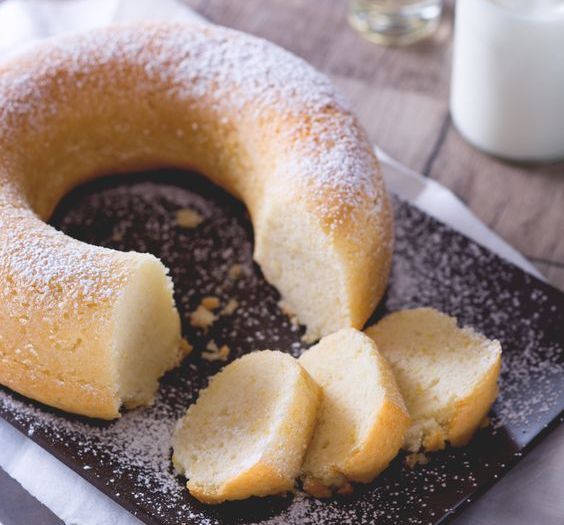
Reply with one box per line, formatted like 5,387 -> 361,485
190,305 -> 216,331
336,481 -> 354,496
221,298 -> 238,316
405,452 -> 429,469
178,338 -> 193,357
303,478 -> 332,499
202,340 -> 230,362
227,263 -> 243,280
201,296 -> 220,310
175,208 -> 203,229
303,478 -> 355,499
301,332 -> 318,344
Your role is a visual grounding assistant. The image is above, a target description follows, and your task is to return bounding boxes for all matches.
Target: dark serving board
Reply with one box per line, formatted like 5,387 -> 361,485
1,170 -> 562,525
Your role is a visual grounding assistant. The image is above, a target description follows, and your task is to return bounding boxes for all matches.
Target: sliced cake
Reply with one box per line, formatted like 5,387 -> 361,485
366,308 -> 502,452
299,329 -> 410,496
172,350 -> 320,503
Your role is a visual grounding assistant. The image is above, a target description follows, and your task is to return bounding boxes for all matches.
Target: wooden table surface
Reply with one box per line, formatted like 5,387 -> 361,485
187,0 -> 564,291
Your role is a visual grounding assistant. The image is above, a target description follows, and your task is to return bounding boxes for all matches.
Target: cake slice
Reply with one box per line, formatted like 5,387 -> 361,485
365,308 -> 502,452
298,329 -> 410,497
172,351 -> 320,503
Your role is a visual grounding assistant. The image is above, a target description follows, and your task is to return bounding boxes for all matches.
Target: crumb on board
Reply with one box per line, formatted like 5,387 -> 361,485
221,298 -> 238,316
178,338 -> 193,357
405,452 -> 429,469
422,430 -> 446,451
175,208 -> 203,228
189,305 -> 216,331
301,332 -> 318,344
302,479 -> 332,499
227,263 -> 243,280
201,296 -> 221,310
336,481 -> 354,496
202,340 -> 230,362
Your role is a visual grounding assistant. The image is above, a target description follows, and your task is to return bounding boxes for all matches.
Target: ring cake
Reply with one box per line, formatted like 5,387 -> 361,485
0,23 -> 392,418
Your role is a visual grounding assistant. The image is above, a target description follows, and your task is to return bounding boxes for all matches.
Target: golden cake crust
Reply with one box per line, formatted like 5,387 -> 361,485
0,22 -> 392,418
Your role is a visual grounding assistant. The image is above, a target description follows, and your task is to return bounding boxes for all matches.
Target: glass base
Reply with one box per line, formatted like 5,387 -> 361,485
348,0 -> 442,46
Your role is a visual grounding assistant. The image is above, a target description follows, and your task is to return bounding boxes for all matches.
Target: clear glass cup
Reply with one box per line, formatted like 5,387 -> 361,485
348,0 -> 444,46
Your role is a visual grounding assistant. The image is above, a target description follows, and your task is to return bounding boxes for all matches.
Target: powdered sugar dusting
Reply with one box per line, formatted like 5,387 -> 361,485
1,208 -> 128,308
0,22 -> 384,235
1,177 -> 562,525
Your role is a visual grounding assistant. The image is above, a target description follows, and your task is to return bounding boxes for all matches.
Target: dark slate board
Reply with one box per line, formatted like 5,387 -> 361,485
1,170 -> 562,525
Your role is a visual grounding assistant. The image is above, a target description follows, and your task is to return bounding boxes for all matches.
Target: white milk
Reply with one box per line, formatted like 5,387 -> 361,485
450,0 -> 564,161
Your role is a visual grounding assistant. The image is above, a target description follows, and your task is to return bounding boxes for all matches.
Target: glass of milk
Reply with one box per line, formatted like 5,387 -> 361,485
450,0 -> 564,162
348,0 -> 444,46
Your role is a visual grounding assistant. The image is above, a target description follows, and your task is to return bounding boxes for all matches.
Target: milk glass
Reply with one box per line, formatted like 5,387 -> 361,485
450,0 -> 564,161
348,0 -> 444,46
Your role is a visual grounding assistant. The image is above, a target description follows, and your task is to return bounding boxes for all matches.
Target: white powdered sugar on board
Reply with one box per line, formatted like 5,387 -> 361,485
1,178 -> 562,525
